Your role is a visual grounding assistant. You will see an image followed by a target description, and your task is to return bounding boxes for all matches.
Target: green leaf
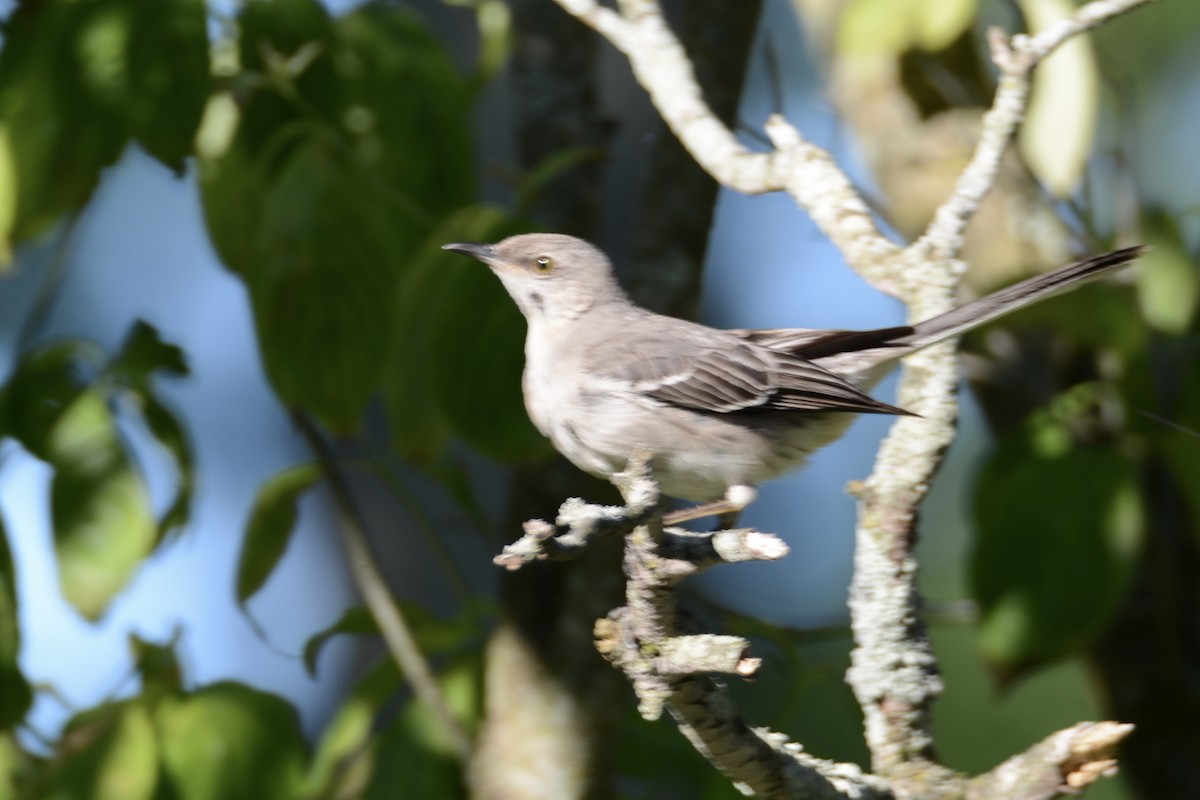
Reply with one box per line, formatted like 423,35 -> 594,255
122,0 -> 210,172
129,632 -> 183,697
0,732 -> 30,799
838,0 -> 976,56
1136,214 -> 1198,336
363,655 -> 480,799
385,205 -> 512,459
387,204 -> 550,463
302,658 -> 403,798
108,320 -> 189,387
303,601 -> 487,678
156,683 -> 307,800
235,463 -> 321,609
303,607 -> 378,678
0,341 -> 103,461
0,125 -> 17,269
431,252 -> 553,462
1017,0 -> 1099,197
0,1 -> 129,241
971,410 -> 1144,680
0,514 -> 31,732
138,393 -> 195,542
52,702 -> 159,800
49,388 -> 156,621
200,1 -> 476,430
250,137 -> 406,430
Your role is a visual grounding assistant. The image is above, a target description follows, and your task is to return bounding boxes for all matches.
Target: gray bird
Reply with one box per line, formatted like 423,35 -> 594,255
442,234 -> 1144,524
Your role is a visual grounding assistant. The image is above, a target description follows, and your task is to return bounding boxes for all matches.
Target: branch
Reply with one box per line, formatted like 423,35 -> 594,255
917,0 -> 1154,260
589,461 -> 894,800
548,0 -> 1152,795
968,722 -> 1134,800
293,412 -> 472,762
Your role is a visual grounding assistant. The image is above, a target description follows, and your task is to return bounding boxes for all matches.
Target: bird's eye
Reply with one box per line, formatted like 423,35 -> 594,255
534,256 -> 554,273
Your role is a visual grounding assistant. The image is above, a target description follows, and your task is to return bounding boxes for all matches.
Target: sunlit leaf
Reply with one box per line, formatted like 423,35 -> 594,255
200,1 -> 475,430
971,411 -> 1144,680
302,658 -> 402,798
1017,0 -> 1099,197
0,125 -> 16,269
1136,215 -> 1198,336
912,0 -> 976,52
49,389 -> 156,621
53,702 -> 158,800
235,463 -> 321,609
156,683 -> 307,800
0,1 -> 128,241
0,514 -> 30,732
0,341 -> 103,461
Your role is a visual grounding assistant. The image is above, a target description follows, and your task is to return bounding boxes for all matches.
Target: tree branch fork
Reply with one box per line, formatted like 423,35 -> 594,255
498,0 -> 1156,797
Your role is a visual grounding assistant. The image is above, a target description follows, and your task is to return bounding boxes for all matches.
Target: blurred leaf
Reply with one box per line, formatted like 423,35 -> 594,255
304,601 -> 487,678
971,409 -> 1144,680
0,514 -> 31,732
838,0 -> 976,56
363,654 -> 480,799
0,341 -> 103,461
474,0 -> 512,83
911,0 -> 976,52
393,205 -> 550,463
200,1 -> 474,431
53,702 -> 158,800
138,393 -> 194,542
122,0 -> 210,172
235,463 -> 320,609
431,253 -> 553,463
304,606 -> 378,678
1136,215 -> 1198,336
250,137 -> 405,430
1017,0 -> 1099,197
156,682 -> 307,800
129,632 -> 183,697
49,388 -> 156,621
0,125 -> 16,269
108,320 -> 189,386
303,658 -> 403,798
0,732 -> 30,799
0,0 -> 128,241
385,205 -> 513,459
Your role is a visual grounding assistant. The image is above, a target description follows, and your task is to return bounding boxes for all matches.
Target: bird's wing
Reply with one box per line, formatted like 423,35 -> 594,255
731,326 -> 914,359
595,323 -> 910,416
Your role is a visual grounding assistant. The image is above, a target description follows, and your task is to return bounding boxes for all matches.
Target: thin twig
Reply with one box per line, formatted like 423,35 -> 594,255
292,411 -> 472,762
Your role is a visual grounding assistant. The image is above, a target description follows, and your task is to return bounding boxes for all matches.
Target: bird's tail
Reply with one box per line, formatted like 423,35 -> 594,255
899,245 -> 1148,349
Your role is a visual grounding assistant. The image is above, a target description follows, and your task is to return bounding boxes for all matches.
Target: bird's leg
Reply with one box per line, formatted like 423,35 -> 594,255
662,485 -> 756,527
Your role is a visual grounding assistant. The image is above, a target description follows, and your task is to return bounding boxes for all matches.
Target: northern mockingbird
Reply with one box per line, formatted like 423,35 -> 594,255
443,234 -> 1144,524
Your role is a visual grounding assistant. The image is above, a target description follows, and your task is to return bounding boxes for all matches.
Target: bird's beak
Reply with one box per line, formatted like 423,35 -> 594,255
442,242 -> 499,265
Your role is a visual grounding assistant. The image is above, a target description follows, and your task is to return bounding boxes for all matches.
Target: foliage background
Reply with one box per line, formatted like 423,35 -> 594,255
0,0 -> 1197,797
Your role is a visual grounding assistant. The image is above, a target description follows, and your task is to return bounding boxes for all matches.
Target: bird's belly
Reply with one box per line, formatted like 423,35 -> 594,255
531,381 -> 846,502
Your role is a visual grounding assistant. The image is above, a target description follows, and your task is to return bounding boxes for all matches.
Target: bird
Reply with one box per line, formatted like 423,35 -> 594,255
442,234 -> 1145,525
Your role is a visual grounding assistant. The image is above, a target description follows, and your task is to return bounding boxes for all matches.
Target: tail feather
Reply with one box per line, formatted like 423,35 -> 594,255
900,245 -> 1148,349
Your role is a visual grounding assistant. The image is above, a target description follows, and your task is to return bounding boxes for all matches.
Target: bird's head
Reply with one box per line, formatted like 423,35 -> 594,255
442,233 -> 629,323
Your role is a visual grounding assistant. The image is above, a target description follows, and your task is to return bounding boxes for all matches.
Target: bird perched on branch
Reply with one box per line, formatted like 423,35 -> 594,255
443,234 -> 1144,524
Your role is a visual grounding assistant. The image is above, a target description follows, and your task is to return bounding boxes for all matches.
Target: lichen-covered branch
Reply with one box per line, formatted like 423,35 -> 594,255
588,462 -> 893,800
967,723 -> 1134,800
918,0 -> 1154,260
